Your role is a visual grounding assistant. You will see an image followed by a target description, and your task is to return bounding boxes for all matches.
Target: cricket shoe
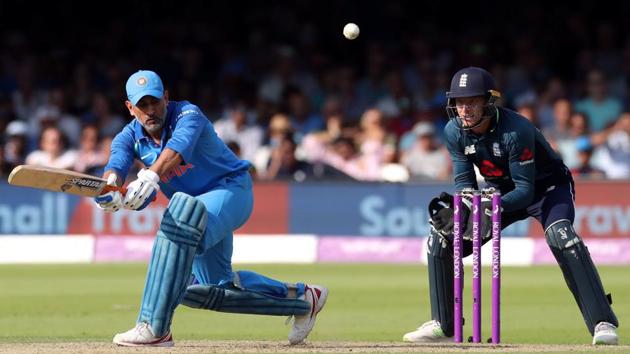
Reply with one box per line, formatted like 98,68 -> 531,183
113,322 -> 174,347
403,320 -> 453,343
592,321 -> 618,345
288,284 -> 328,345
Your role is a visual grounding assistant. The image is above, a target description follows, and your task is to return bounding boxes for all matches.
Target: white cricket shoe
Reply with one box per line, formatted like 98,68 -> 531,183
403,320 -> 453,343
288,284 -> 328,345
593,321 -> 618,345
113,322 -> 174,347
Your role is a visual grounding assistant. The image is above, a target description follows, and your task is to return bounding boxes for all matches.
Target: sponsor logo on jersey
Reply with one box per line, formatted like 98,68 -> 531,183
519,147 -> 534,165
464,144 -> 476,155
479,159 -> 504,177
177,109 -> 196,118
161,163 -> 195,183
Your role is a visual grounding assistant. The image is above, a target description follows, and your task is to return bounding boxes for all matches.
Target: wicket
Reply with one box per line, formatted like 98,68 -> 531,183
453,188 -> 501,344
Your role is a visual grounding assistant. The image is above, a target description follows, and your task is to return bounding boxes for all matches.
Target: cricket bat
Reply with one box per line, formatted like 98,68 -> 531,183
8,165 -> 127,197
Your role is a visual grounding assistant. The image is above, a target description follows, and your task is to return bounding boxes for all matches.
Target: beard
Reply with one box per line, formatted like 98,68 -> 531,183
139,106 -> 167,135
141,117 -> 165,134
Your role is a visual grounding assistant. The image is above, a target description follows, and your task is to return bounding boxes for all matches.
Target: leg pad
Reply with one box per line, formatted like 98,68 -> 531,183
138,193 -> 208,336
182,283 -> 310,316
427,229 -> 455,336
545,219 -> 618,334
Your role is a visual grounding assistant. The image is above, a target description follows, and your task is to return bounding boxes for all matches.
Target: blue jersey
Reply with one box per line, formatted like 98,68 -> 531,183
104,100 -> 250,198
444,107 -> 571,212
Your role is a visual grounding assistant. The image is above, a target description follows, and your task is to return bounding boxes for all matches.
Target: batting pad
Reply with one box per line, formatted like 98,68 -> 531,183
181,284 -> 310,316
138,192 -> 208,336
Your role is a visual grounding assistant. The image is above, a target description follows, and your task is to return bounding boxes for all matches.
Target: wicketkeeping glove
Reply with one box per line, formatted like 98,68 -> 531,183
428,191 -> 497,241
428,192 -> 467,236
462,198 -> 493,241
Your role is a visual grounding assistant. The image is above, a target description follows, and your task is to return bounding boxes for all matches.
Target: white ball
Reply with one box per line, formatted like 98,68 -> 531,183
343,23 -> 360,40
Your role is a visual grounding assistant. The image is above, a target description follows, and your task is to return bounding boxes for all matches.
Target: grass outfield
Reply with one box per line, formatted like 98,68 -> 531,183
0,263 -> 627,348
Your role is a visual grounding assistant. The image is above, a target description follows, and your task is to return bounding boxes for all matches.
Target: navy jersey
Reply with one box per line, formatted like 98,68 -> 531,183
444,107 -> 571,212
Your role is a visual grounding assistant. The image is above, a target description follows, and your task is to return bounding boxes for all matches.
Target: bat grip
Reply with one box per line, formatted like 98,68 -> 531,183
102,184 -> 128,196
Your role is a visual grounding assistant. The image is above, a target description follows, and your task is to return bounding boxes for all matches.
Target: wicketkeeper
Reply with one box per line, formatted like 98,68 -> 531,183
403,67 -> 618,345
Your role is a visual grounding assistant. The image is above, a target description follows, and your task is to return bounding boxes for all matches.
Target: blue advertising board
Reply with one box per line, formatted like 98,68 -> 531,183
289,182 -> 530,237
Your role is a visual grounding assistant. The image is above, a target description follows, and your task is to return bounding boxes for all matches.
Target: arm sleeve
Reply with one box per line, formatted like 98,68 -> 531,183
445,127 -> 478,190
165,106 -> 207,163
103,126 -> 135,181
502,128 -> 536,212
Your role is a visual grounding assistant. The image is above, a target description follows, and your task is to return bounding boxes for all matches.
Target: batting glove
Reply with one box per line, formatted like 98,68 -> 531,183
94,174 -> 123,213
123,168 -> 160,211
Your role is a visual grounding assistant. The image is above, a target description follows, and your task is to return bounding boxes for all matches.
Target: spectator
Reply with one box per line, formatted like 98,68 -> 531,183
574,69 -> 622,132
570,136 -> 605,179
544,98 -> 573,143
73,124 -> 108,175
285,87 -> 324,142
516,102 -> 538,127
593,113 -> 630,179
376,70 -> 413,120
325,67 -> 367,122
555,112 -> 591,169
213,104 -> 263,162
0,137 -> 12,178
3,120 -> 30,168
252,113 -> 294,174
11,62 -> 47,122
260,132 -> 320,181
25,126 -> 78,169
536,78 -> 569,131
400,122 -> 450,180
81,93 -> 126,138
29,87 -> 82,146
302,134 -> 383,181
257,45 -> 320,105
355,108 -> 396,164
356,43 -> 387,107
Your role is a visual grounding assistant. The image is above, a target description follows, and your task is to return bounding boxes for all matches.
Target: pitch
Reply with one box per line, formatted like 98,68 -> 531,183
0,263 -> 628,353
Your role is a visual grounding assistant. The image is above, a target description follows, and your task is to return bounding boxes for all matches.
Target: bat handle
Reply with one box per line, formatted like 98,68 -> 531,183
102,184 -> 128,196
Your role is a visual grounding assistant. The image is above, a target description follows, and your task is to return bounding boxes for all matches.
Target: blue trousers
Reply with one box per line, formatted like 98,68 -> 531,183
192,172 -> 304,298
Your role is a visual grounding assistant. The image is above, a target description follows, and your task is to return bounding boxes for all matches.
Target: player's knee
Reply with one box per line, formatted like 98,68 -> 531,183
545,219 -> 582,250
160,192 -> 208,246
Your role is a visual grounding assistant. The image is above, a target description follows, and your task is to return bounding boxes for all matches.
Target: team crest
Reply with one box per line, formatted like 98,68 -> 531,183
464,144 -> 476,155
492,142 -> 501,157
459,74 -> 468,87
137,77 -> 147,86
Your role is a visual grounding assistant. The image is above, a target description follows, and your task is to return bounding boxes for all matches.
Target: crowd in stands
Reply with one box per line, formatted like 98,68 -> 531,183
0,2 -> 629,183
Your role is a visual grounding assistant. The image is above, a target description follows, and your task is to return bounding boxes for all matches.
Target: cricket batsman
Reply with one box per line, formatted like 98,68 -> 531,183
95,70 -> 328,347
403,67 -> 618,345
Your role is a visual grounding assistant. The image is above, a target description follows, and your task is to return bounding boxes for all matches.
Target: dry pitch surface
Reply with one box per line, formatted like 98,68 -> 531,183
1,341 -> 629,353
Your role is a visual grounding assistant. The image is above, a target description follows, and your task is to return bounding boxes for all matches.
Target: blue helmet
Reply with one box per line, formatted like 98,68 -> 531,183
445,67 -> 501,129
